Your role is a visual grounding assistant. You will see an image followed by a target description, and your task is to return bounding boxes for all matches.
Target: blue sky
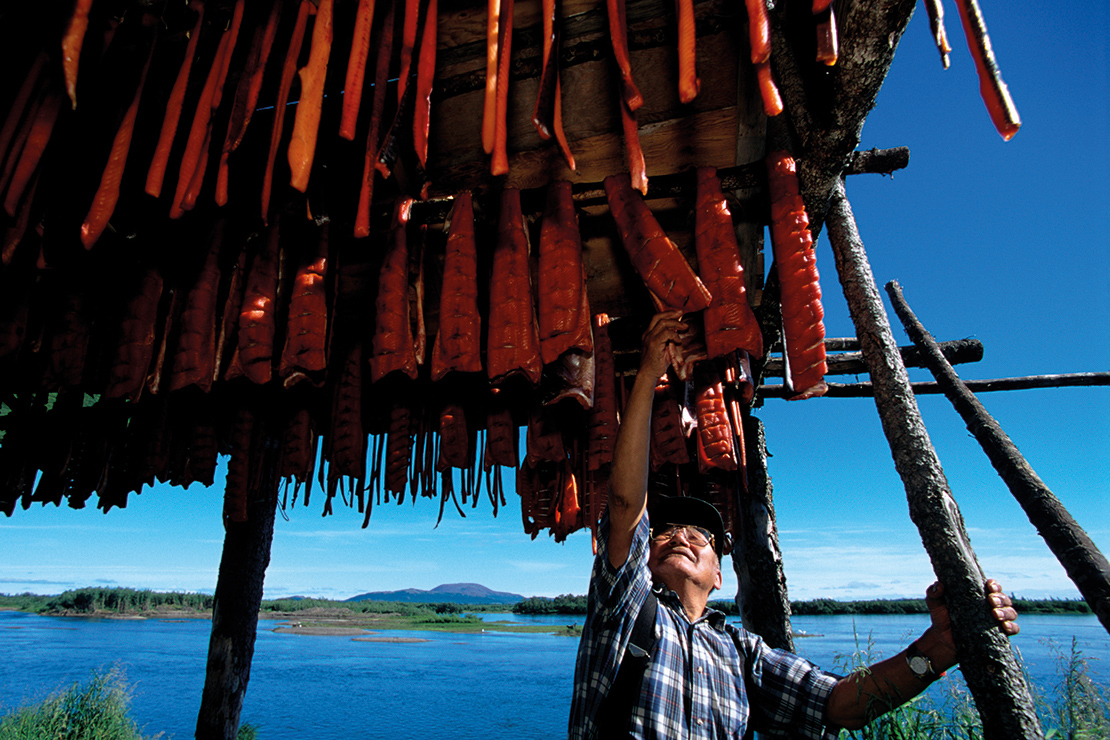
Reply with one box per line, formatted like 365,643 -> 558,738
2,0 -> 1107,602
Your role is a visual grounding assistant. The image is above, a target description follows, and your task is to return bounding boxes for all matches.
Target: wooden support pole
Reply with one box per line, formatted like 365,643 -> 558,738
732,415 -> 794,652
771,0 -> 918,234
886,280 -> 1110,634
824,179 -> 1043,739
195,434 -> 280,740
759,372 -> 1110,398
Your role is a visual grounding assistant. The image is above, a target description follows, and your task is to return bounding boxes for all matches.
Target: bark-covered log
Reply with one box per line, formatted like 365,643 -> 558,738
760,373 -> 1110,398
771,0 -> 918,233
845,147 -> 910,176
732,414 -> 794,652
887,280 -> 1110,635
195,418 -> 280,740
825,179 -> 1043,739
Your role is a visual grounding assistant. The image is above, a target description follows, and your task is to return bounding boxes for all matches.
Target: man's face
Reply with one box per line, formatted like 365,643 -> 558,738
647,525 -> 723,595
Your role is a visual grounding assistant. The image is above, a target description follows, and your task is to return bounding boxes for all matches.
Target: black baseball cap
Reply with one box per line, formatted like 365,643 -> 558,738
649,496 -> 726,559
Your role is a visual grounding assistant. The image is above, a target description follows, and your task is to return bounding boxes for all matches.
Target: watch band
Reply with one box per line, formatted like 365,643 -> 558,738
906,641 -> 939,682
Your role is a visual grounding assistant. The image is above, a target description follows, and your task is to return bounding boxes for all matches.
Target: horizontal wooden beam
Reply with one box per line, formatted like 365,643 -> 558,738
763,338 -> 983,377
758,372 -> 1110,399
407,146 -> 911,225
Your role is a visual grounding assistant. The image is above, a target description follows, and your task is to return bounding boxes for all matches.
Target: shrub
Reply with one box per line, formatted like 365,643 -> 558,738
0,667 -> 155,740
237,722 -> 260,740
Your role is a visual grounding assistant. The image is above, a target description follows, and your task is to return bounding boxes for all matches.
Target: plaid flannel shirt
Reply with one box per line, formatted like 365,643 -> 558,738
568,512 -> 840,740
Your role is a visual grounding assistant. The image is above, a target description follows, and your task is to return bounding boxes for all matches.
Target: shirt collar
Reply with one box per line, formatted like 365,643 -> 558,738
653,583 -> 729,632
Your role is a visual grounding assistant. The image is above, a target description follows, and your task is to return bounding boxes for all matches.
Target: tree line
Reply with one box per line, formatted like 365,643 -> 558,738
0,589 -> 1093,617
0,588 -> 215,614
512,595 -> 1093,616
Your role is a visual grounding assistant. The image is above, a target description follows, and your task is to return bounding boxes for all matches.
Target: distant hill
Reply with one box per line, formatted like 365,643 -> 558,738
345,583 -> 524,605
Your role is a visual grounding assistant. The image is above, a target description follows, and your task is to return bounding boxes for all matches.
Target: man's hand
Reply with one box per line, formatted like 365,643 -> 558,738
921,578 -> 1020,672
639,311 -> 688,382
827,579 -> 1020,729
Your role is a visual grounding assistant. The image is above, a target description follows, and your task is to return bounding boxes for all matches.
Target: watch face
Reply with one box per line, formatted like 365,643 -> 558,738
909,656 -> 930,676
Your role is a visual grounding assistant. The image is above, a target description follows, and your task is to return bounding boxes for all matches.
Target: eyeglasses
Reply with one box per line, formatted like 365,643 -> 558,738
650,524 -> 715,550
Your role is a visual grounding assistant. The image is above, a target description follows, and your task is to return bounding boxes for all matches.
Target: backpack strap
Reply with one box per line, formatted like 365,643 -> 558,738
596,590 -> 658,737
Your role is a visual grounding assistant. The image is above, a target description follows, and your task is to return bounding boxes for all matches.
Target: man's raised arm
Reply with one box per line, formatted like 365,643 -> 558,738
606,311 -> 688,569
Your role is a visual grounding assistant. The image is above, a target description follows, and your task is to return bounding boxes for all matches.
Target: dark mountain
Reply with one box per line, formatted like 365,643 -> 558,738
345,583 -> 524,605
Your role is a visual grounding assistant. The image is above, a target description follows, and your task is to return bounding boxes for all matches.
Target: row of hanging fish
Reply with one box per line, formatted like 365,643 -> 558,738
0,0 -> 1020,268
0,166 -> 823,543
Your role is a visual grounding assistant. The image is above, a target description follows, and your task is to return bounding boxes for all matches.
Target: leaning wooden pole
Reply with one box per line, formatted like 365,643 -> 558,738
195,429 -> 280,740
886,280 -> 1110,634
824,179 -> 1043,739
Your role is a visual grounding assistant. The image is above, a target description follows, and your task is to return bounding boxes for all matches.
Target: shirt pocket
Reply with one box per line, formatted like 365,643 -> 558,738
712,659 -> 749,735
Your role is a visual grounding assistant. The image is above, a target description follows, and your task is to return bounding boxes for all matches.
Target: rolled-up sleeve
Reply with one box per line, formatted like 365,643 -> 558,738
592,512 -> 652,618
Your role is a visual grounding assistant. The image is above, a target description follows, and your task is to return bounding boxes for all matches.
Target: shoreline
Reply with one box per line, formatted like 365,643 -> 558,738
9,607 -> 584,638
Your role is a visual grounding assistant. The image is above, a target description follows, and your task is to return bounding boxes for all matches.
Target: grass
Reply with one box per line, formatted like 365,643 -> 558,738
0,667 -> 155,740
0,669 -> 259,740
834,633 -> 1110,740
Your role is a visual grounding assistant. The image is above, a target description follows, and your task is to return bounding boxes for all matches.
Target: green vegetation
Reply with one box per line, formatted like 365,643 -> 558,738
0,589 -> 549,635
259,598 -> 501,617
512,595 -> 1093,617
0,668 -> 153,740
0,668 -> 262,740
1037,637 -> 1110,740
0,589 -> 214,615
513,594 -> 588,614
832,633 -> 1110,740
794,598 -> 930,616
0,588 -> 1093,635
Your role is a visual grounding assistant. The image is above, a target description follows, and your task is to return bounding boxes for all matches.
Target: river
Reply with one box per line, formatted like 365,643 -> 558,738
0,611 -> 1104,739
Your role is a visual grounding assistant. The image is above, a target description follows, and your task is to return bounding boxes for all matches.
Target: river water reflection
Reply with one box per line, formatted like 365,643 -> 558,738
1,611 -> 1104,739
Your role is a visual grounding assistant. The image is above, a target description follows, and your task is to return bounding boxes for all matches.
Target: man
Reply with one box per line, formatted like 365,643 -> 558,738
568,311 -> 1019,739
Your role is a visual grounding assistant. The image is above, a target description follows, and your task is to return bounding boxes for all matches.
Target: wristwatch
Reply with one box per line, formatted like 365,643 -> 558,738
906,641 -> 938,682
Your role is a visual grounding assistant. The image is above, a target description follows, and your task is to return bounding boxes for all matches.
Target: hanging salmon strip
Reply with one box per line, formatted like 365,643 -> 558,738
217,1 -> 283,205
262,0 -> 314,224
279,224 -> 330,385
694,166 -> 763,359
431,192 -> 482,379
146,0 -> 205,199
604,173 -> 712,313
167,222 -> 225,393
354,0 -> 396,237
487,188 -> 542,386
765,150 -> 826,400
370,198 -> 420,382
288,0 -> 334,192
339,0 -> 378,140
81,14 -> 158,249
227,216 -> 283,385
169,0 -> 245,219
537,180 -> 592,365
